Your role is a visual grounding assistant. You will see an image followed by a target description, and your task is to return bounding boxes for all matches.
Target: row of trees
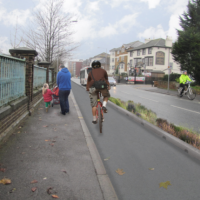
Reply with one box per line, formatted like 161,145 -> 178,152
10,0 -> 78,71
172,0 -> 200,84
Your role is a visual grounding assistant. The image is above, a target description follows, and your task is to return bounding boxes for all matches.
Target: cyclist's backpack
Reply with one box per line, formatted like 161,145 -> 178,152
91,71 -> 107,89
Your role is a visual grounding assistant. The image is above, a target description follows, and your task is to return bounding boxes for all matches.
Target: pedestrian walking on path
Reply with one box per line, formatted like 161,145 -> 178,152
42,83 -> 54,112
57,65 -> 71,115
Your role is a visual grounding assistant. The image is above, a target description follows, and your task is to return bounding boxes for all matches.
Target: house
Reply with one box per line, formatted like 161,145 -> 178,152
127,37 -> 181,74
109,41 -> 143,74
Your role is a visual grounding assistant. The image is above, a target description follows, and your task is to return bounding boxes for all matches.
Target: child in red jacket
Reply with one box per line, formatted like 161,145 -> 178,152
42,83 -> 54,112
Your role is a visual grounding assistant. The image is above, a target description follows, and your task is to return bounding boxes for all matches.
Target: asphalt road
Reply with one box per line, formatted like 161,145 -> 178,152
108,84 -> 200,132
72,81 -> 200,200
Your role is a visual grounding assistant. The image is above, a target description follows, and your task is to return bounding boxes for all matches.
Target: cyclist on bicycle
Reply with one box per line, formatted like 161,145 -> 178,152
86,60 -> 111,124
179,70 -> 191,97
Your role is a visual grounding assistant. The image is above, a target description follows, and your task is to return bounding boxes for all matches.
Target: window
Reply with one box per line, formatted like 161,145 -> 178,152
117,51 -> 119,54
112,65 -> 115,69
134,58 -> 142,66
130,59 -> 133,66
137,50 -> 140,56
144,57 -> 153,66
112,58 -> 114,62
112,52 -> 115,55
142,49 -> 146,55
121,64 -> 124,69
130,52 -> 133,57
148,48 -> 152,54
121,56 -> 124,61
117,57 -> 119,62
156,51 -> 165,65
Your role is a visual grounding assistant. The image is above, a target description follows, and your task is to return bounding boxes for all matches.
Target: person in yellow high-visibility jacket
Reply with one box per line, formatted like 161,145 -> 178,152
179,70 -> 191,97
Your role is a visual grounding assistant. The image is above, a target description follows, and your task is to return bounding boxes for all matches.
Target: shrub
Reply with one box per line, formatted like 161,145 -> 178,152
162,73 -> 180,81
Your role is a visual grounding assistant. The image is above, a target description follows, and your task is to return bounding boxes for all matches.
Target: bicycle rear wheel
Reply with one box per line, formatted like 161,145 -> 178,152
187,88 -> 196,100
98,106 -> 102,133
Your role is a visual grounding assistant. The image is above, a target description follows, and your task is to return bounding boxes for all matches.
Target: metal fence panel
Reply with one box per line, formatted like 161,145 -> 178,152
49,70 -> 52,83
0,55 -> 26,107
33,65 -> 46,88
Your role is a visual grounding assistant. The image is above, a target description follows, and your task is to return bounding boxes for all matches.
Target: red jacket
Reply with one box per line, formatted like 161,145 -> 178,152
43,89 -> 54,102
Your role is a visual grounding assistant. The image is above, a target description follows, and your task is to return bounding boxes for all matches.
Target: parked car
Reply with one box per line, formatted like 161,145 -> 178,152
108,77 -> 117,86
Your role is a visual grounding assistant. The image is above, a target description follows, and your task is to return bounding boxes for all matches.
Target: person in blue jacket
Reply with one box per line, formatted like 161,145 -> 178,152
57,65 -> 71,115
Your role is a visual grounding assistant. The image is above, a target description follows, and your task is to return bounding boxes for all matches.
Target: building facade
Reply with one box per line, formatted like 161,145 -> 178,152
127,37 -> 181,74
67,60 -> 83,77
109,41 -> 143,75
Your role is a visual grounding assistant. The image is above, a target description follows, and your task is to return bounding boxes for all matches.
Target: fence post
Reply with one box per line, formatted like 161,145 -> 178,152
9,47 -> 38,116
38,61 -> 51,84
49,67 -> 55,84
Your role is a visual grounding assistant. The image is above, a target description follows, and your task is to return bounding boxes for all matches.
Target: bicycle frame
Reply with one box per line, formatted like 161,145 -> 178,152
96,92 -> 103,119
177,81 -> 196,100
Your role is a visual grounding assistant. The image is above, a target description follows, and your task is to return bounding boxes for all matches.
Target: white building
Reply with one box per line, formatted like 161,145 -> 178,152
127,37 -> 181,74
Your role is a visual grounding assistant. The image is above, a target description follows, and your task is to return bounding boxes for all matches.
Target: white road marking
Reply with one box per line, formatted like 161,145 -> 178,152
138,96 -> 159,103
171,105 -> 200,114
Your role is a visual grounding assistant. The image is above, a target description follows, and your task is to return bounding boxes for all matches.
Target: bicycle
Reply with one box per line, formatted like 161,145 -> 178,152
96,91 -> 104,133
177,81 -> 196,100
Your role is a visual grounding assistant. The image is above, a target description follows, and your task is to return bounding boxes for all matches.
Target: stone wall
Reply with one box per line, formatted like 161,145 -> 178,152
157,80 -> 179,90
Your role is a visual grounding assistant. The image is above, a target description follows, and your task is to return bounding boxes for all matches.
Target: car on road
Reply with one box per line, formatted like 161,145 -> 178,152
108,77 -> 117,86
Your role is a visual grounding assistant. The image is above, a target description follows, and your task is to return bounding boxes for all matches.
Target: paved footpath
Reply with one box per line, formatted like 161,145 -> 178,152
0,95 -> 107,200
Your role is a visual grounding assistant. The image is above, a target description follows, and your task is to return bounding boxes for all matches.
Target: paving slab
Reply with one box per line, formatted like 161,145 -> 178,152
0,95 -> 104,200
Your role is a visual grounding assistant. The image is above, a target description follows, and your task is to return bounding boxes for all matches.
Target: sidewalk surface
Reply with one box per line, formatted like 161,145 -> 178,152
0,95 -> 104,200
132,84 -> 200,101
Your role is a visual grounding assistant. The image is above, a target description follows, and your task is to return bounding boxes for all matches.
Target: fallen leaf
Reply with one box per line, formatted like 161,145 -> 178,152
43,125 -> 48,128
31,180 -> 38,184
45,140 -> 50,142
9,188 -> 16,193
0,168 -> 6,172
116,168 -> 125,175
50,143 -> 54,146
43,177 -> 47,180
18,131 -> 20,134
32,187 -> 37,192
52,194 -> 59,198
0,178 -> 11,185
39,119 -> 42,121
104,157 -> 110,161
52,140 -> 56,143
18,126 -> 22,129
22,152 -> 25,154
47,187 -> 53,195
159,181 -> 171,189
149,168 -> 155,171
78,117 -> 83,119
62,170 -> 67,174
65,124 -> 67,126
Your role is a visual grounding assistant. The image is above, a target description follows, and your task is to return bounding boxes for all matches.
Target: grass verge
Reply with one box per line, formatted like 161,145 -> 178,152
109,97 -> 200,150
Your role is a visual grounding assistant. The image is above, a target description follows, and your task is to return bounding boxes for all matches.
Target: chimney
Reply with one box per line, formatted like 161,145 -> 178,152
165,36 -> 172,47
145,38 -> 151,43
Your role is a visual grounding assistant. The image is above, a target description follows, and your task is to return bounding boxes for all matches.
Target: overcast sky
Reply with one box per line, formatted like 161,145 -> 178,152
0,0 -> 189,61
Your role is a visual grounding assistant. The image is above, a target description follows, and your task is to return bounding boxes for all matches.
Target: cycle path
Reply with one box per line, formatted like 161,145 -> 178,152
72,81 -> 200,200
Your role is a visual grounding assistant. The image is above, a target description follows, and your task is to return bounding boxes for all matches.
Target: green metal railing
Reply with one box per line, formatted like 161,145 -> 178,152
33,65 -> 46,88
0,54 -> 26,107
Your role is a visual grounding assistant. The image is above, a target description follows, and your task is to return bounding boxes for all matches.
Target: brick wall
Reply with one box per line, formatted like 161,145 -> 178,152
157,81 -> 179,90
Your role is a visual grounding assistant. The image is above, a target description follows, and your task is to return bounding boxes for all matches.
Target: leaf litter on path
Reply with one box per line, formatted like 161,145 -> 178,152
159,181 -> 171,189
32,187 -> 37,192
0,178 -> 11,185
52,194 -> 59,198
149,168 -> 155,170
116,169 -> 125,175
104,157 -> 110,161
31,180 -> 38,184
0,168 -> 6,172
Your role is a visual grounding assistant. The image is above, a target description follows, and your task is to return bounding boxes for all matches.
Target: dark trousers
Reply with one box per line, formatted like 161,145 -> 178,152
180,84 -> 188,95
59,90 -> 70,113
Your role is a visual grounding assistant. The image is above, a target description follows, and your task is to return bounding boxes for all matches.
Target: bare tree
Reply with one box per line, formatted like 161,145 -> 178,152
23,0 -> 78,70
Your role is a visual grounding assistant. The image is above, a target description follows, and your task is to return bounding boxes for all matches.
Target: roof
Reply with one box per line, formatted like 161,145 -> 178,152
129,38 -> 169,51
110,41 -> 143,52
0,53 -> 26,62
93,52 -> 110,58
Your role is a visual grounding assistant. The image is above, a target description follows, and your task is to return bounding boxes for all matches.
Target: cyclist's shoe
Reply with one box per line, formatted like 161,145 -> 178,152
102,118 -> 104,122
92,120 -> 97,124
102,106 -> 107,113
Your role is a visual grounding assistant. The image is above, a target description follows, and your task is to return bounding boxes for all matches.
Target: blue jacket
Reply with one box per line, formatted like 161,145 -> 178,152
57,68 -> 71,90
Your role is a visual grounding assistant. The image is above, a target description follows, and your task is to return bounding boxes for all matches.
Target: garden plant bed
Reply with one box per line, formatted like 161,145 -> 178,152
109,97 -> 200,150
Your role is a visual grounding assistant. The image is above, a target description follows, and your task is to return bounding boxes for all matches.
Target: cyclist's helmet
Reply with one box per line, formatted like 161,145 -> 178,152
92,60 -> 101,69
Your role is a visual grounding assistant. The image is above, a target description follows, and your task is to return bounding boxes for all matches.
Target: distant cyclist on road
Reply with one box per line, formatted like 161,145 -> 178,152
86,60 -> 111,124
179,70 -> 191,97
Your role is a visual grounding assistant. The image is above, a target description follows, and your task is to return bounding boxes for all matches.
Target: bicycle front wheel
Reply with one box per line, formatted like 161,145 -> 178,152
187,88 -> 196,100
98,106 -> 102,133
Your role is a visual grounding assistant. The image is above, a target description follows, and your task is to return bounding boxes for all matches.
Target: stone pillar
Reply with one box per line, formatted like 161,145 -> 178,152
9,48 -> 38,113
38,61 -> 51,84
